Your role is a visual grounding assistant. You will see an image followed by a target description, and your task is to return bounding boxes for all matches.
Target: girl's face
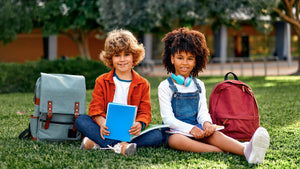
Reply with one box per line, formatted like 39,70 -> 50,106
112,51 -> 133,74
171,51 -> 196,78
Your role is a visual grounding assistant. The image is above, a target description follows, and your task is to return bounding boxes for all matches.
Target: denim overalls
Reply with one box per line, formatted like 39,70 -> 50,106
167,77 -> 202,125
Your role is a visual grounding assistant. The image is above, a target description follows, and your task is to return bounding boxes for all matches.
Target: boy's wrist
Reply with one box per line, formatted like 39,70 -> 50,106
138,121 -> 146,130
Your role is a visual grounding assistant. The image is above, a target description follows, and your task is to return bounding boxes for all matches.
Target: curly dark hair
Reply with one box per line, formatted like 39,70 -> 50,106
162,27 -> 210,77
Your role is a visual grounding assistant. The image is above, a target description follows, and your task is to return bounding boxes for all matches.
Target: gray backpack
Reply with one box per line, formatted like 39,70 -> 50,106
19,73 -> 86,141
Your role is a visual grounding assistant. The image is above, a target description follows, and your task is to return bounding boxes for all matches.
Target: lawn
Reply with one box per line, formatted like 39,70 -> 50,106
0,75 -> 299,168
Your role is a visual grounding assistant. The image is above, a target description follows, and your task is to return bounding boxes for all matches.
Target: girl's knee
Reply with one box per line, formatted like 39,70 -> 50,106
209,131 -> 224,138
168,134 -> 186,147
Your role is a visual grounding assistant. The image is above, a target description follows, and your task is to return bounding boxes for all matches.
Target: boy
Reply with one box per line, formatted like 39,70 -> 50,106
75,29 -> 163,156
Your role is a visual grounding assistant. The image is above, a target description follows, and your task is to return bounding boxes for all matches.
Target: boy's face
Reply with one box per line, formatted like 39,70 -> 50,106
112,51 -> 133,74
171,51 -> 196,78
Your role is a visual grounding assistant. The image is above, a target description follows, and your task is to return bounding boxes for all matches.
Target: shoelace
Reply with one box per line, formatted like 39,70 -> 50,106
107,144 -> 122,153
96,144 -> 122,154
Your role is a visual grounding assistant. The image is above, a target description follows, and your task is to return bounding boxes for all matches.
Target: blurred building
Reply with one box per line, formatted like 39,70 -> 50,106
0,22 -> 297,63
0,29 -> 105,63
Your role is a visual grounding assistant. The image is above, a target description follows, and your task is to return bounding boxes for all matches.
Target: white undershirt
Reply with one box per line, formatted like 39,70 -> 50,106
158,78 -> 212,133
112,75 -> 131,105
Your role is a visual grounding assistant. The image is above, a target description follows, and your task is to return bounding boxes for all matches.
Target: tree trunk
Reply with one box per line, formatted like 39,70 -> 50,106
75,37 -> 90,59
65,30 -> 91,59
74,31 -> 91,59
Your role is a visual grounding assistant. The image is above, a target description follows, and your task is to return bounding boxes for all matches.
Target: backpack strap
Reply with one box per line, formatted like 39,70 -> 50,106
44,101 -> 53,129
224,72 -> 238,80
19,124 -> 31,139
73,102 -> 80,131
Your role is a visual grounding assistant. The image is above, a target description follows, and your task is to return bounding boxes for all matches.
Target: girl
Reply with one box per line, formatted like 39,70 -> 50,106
158,28 -> 270,164
75,29 -> 163,156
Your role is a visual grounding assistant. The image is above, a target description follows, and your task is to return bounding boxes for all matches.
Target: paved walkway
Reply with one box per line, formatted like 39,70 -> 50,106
139,60 -> 299,77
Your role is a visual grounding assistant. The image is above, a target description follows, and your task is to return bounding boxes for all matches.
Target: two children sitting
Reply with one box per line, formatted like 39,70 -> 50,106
75,28 -> 270,164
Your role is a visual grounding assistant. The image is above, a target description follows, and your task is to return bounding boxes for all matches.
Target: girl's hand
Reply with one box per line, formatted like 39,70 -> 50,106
100,122 -> 109,140
190,126 -> 205,140
203,121 -> 216,137
129,122 -> 142,136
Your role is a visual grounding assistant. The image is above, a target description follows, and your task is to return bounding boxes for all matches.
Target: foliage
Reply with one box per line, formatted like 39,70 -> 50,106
36,0 -> 100,36
97,0 -> 163,34
1,0 -> 278,47
0,0 -> 37,44
98,0 -> 208,34
202,0 -> 278,33
97,0 -> 278,35
0,57 -> 109,93
0,76 -> 299,168
35,0 -> 103,59
159,0 -> 207,32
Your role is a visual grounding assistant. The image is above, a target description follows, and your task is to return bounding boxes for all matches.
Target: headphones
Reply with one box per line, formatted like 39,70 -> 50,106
171,73 -> 192,87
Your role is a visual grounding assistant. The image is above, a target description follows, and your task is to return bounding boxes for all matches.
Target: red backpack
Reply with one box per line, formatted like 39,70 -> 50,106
209,72 -> 259,141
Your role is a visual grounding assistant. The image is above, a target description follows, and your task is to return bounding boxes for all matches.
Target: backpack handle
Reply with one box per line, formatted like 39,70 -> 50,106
19,123 -> 31,139
224,72 -> 238,81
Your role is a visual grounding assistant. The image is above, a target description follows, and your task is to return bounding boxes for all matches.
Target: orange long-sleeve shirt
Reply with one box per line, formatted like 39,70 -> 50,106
89,69 -> 152,127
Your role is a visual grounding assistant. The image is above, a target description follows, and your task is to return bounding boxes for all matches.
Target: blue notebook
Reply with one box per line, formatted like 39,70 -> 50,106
104,102 -> 137,142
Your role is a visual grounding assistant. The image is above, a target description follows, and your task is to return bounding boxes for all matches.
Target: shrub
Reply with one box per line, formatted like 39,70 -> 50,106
0,57 -> 110,93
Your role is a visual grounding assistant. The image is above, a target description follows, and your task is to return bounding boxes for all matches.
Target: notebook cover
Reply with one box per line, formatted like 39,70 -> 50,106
104,102 -> 137,142
131,124 -> 169,140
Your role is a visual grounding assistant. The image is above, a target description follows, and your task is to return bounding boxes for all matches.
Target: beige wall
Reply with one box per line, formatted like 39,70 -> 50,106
0,29 -> 105,63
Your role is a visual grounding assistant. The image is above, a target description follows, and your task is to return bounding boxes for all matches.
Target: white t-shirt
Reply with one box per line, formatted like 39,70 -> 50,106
158,78 -> 212,134
112,75 -> 131,104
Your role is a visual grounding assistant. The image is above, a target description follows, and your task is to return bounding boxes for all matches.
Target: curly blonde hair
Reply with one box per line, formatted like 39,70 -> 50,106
99,29 -> 145,68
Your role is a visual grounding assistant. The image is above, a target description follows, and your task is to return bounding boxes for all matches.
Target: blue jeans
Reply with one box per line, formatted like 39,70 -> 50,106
75,115 -> 163,148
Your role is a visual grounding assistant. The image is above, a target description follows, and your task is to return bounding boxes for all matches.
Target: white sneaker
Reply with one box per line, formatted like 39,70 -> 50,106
244,127 -> 270,164
109,142 -> 137,156
123,143 -> 137,155
79,137 -> 101,150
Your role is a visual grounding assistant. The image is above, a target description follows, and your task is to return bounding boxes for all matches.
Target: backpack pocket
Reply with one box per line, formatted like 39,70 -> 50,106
29,115 -> 38,140
216,116 -> 259,141
37,113 -> 81,141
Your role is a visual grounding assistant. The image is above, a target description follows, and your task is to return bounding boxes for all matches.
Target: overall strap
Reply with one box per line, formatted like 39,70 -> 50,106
192,78 -> 202,93
167,77 -> 178,92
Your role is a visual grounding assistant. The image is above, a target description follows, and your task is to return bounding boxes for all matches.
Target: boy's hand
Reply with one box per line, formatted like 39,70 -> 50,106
100,122 -> 109,140
95,116 -> 109,140
190,126 -> 205,140
129,122 -> 142,136
203,121 -> 216,137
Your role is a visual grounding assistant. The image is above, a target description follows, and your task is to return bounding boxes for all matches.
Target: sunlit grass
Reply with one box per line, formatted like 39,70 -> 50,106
265,76 -> 300,81
0,75 -> 299,168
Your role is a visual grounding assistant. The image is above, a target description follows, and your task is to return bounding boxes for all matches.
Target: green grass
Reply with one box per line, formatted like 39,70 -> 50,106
0,76 -> 299,168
